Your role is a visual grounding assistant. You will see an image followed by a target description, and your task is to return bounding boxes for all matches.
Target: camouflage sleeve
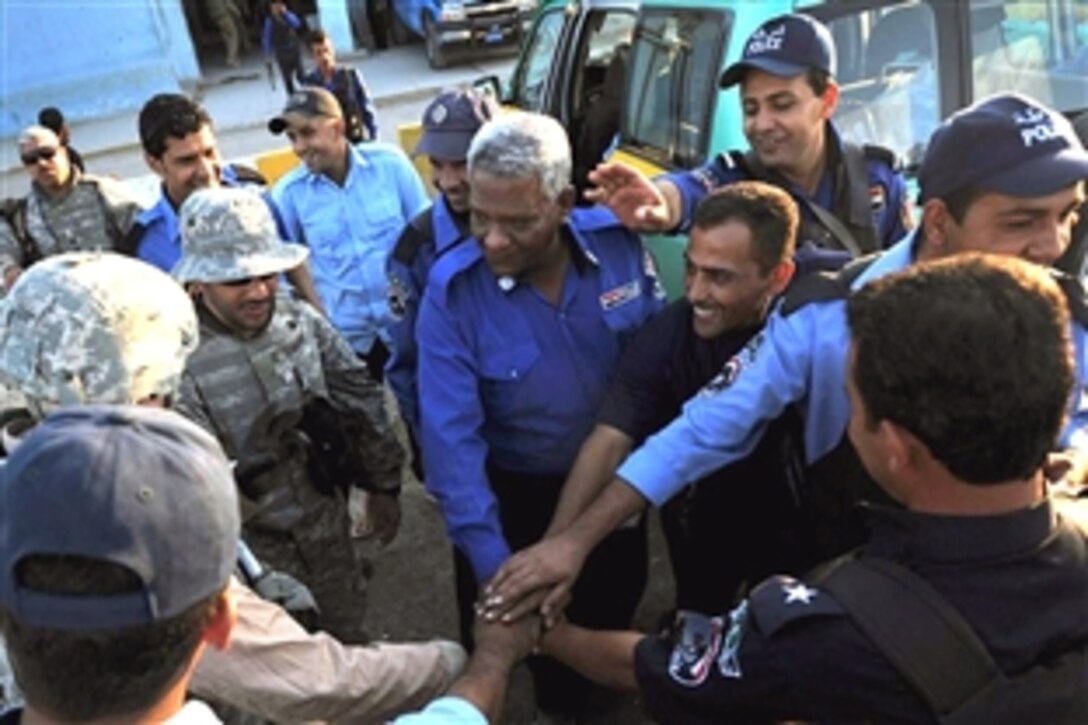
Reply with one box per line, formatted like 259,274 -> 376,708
94,175 -> 145,238
0,217 -> 22,281
304,305 -> 405,492
174,371 -> 219,439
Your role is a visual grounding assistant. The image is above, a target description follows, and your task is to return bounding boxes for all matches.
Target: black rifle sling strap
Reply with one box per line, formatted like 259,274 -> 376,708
740,150 -> 865,258
816,556 -> 1000,714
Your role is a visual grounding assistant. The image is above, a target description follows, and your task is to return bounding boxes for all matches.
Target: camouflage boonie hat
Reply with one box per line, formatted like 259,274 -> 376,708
172,187 -> 309,285
0,252 -> 197,409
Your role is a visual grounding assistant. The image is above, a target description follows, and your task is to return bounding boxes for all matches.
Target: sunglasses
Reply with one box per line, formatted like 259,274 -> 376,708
221,273 -> 277,287
20,146 -> 58,166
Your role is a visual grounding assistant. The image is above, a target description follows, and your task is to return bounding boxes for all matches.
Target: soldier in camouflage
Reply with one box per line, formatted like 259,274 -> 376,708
173,186 -> 404,645
0,126 -> 143,292
0,251 -> 465,721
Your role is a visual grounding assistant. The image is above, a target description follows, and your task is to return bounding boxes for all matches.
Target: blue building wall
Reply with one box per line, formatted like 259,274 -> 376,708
0,0 -> 199,139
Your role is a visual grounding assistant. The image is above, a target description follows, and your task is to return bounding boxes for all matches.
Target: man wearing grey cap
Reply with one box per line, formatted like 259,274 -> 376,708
387,87 -> 498,462
587,13 -> 910,273
0,251 -> 466,723
173,186 -> 406,646
0,405 -> 240,723
269,87 -> 428,382
487,93 -> 1088,627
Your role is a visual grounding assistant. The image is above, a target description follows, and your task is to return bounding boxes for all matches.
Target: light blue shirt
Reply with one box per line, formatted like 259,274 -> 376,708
618,230 -> 1088,506
393,695 -> 486,724
272,142 -> 428,354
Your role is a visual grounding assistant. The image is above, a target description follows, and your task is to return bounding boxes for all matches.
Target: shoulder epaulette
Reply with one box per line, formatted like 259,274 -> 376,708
428,239 -> 483,304
391,206 -> 435,266
748,575 -> 843,639
862,143 -> 901,171
779,254 -> 879,316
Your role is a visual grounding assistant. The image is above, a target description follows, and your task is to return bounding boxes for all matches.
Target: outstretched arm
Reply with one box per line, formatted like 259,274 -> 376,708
584,161 -> 681,232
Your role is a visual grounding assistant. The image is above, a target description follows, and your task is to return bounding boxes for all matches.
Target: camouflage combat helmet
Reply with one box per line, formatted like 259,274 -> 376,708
0,252 -> 197,414
172,187 -> 309,284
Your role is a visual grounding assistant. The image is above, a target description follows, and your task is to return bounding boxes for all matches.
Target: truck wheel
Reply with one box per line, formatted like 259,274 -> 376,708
424,14 -> 449,69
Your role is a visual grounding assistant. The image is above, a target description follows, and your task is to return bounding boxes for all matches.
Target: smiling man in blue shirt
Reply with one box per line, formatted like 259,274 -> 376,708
417,111 -> 665,721
270,87 -> 429,380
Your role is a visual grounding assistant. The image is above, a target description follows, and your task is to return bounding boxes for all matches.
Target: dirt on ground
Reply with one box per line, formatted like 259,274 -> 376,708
360,472 -> 676,724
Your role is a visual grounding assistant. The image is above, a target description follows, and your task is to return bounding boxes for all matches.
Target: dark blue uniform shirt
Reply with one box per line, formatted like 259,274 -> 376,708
634,499 -> 1088,723
417,206 -> 665,581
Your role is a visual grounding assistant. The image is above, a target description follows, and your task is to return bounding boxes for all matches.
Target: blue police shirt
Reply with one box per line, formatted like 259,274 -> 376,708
665,124 -> 910,252
418,206 -> 666,581
618,230 -> 1088,508
393,696 -> 486,724
133,167 -> 281,273
386,194 -> 471,435
272,142 -> 428,354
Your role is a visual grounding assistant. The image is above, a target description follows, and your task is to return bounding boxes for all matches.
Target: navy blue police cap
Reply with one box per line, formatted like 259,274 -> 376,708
918,93 -> 1088,203
719,14 -> 836,89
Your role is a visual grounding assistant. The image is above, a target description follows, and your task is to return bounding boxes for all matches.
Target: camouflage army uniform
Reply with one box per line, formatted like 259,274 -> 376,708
173,187 -> 404,644
0,249 -> 463,721
0,171 -> 142,281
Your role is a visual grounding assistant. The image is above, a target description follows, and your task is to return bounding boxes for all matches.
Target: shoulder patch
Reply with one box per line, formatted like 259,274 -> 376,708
863,143 -> 901,171
666,610 -> 727,687
748,575 -> 844,638
701,331 -> 764,395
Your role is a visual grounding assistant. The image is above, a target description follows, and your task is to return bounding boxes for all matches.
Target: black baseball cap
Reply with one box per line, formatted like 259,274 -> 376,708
918,93 -> 1088,203
719,14 -> 836,89
268,87 -> 343,135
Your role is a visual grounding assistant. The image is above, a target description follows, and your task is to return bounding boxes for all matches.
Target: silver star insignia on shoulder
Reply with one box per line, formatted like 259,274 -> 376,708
782,582 -> 818,605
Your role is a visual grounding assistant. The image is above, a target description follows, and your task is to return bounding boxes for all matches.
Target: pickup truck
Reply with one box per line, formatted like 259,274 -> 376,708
392,0 -> 538,68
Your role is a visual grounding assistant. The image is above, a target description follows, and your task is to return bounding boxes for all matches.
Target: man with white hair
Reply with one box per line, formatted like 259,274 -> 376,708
416,110 -> 665,720
0,125 -> 142,290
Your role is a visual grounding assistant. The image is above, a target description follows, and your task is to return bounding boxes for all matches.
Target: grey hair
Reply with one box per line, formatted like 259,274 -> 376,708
18,125 -> 59,149
467,111 -> 572,200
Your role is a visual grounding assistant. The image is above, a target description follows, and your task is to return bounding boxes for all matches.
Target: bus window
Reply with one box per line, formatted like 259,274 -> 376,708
969,0 -> 1088,114
828,1 -> 940,171
622,9 -> 729,169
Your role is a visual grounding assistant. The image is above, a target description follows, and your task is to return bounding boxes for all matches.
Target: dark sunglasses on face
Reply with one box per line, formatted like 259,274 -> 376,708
20,146 -> 58,166
221,273 -> 277,287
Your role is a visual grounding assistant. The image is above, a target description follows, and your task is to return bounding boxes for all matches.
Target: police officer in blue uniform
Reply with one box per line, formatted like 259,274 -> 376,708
484,93 -> 1088,623
386,88 -> 497,466
587,13 -> 911,274
416,111 -> 665,719
533,255 -> 1088,723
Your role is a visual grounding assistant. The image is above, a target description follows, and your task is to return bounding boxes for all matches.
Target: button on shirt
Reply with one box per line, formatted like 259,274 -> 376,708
617,230 -> 1088,508
272,142 -> 428,354
418,207 -> 665,581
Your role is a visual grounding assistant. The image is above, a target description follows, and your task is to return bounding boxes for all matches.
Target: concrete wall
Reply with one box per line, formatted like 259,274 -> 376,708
0,0 -> 198,139
316,0 -> 356,51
